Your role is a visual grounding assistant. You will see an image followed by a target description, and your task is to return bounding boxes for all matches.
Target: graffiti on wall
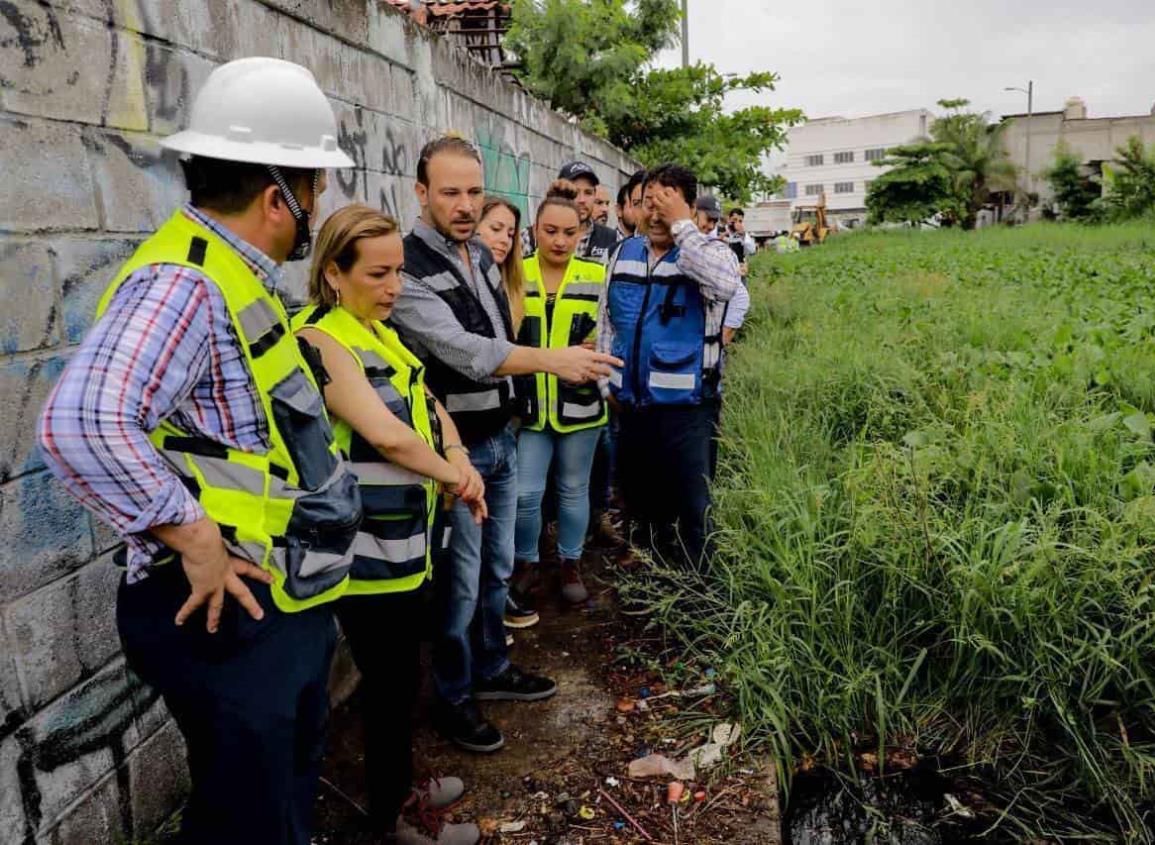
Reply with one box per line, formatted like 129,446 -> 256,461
476,119 -> 532,219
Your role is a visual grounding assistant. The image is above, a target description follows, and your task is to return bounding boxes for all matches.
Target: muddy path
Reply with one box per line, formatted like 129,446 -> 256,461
313,551 -> 781,844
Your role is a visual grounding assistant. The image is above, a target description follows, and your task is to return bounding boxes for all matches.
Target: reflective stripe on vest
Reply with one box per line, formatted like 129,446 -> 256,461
96,211 -> 360,612
516,254 -> 608,433
399,232 -> 514,445
606,236 -> 717,408
291,304 -> 437,596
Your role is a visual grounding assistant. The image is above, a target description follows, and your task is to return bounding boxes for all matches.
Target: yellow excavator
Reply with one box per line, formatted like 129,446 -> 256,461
790,191 -> 831,246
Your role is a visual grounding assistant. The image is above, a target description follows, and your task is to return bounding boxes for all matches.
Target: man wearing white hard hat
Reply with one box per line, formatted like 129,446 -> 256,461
39,58 -> 361,845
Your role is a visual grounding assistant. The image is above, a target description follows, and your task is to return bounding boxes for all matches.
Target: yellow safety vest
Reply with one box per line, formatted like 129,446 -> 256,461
517,254 -> 608,433
96,211 -> 361,613
292,305 -> 438,595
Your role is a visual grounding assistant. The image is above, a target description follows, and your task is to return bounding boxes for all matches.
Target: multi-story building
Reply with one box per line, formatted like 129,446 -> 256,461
773,109 -> 932,229
1001,96 -> 1155,208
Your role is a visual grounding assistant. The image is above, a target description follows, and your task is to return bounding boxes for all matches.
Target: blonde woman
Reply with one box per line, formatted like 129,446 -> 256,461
477,196 -> 526,332
292,204 -> 484,845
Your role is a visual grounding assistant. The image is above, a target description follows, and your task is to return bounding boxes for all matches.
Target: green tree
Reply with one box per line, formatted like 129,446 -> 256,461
931,99 -> 1018,229
866,142 -> 962,226
1101,136 -> 1155,221
505,0 -> 801,201
604,64 -> 800,199
505,0 -> 678,136
1042,142 -> 1100,221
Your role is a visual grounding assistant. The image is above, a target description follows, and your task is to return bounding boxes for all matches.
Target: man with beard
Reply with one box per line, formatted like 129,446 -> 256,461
594,184 -> 612,226
615,169 -> 647,240
390,135 -> 620,753
524,161 -> 620,265
598,164 -> 741,572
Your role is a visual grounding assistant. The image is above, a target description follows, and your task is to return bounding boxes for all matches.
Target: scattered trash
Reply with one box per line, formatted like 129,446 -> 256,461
578,805 -> 596,820
667,781 -> 686,803
598,788 -> 654,841
615,697 -> 636,713
498,820 -> 527,833
604,776 -> 620,787
683,683 -> 716,698
689,743 -> 724,770
613,821 -> 625,831
628,752 -> 696,781
694,789 -> 707,802
640,686 -> 652,698
712,722 -> 742,747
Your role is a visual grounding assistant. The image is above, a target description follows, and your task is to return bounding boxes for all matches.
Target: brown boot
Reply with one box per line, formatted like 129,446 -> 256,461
559,558 -> 589,605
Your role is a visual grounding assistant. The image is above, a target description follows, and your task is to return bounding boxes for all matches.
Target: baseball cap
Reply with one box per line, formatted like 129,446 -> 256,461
695,195 -> 723,218
558,160 -> 599,186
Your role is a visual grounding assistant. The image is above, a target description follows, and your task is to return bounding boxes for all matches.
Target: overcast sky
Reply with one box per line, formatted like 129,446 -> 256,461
654,0 -> 1155,123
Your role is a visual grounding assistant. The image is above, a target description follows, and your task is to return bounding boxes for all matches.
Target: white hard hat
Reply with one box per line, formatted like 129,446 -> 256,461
160,57 -> 354,169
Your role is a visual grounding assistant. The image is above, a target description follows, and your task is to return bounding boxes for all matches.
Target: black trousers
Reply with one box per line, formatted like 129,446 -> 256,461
117,563 -> 337,845
335,588 -> 425,833
617,401 -> 718,569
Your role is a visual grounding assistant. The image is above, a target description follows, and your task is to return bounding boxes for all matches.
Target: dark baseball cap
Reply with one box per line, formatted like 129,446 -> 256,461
558,160 -> 599,186
695,195 -> 723,218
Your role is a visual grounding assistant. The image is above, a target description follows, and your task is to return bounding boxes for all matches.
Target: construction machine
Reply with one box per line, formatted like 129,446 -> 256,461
790,191 -> 832,246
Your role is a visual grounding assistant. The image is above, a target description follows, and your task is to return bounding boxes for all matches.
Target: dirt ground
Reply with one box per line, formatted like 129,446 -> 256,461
312,549 -> 782,845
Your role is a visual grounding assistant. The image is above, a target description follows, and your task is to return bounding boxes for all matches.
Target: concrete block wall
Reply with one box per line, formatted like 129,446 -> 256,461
0,2 -> 639,842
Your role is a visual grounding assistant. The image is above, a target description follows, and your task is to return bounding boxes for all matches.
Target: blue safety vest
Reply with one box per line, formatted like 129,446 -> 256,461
606,237 -> 721,407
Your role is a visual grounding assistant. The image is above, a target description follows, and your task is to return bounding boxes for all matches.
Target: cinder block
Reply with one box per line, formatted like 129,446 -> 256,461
0,736 -> 28,845
118,0 -> 219,56
6,554 -> 121,710
0,620 -> 28,733
103,31 -> 149,132
83,129 -> 184,233
142,43 -> 216,136
0,9 -> 113,126
367,0 -> 412,67
0,356 -> 67,484
53,236 -> 143,345
15,659 -> 156,833
36,764 -> 126,845
127,720 -> 188,837
0,239 -> 58,354
0,470 -> 94,602
223,1 -> 285,59
352,50 -> 393,115
0,117 -> 99,233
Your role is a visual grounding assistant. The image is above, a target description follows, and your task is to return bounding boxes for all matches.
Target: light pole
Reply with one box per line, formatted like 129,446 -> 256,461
681,0 -> 689,68
1005,80 -> 1034,220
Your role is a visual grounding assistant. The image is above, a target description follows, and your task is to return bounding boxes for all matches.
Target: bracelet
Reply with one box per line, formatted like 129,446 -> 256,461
444,444 -> 470,458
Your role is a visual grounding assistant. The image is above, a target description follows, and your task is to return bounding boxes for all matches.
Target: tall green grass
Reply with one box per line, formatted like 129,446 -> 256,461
652,224 -> 1155,839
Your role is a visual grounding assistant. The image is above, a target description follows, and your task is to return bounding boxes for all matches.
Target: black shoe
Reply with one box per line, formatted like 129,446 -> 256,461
474,664 -> 558,702
434,700 -> 505,753
503,593 -> 540,629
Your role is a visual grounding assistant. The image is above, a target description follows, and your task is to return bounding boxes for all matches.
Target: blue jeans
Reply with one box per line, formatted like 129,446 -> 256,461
433,425 -> 518,705
515,425 -> 603,562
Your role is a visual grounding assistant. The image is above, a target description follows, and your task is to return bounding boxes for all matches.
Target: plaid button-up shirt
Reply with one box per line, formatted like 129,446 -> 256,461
38,205 -> 284,581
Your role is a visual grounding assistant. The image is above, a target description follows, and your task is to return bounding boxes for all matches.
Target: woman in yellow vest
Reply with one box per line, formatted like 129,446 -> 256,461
292,205 -> 485,845
511,182 -> 608,612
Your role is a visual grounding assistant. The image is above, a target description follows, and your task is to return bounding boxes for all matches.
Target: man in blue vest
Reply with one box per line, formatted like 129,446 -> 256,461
597,164 -> 741,570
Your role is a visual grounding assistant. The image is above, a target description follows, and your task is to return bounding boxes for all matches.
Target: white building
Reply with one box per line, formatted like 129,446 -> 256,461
1002,96 -> 1155,207
774,109 -> 932,229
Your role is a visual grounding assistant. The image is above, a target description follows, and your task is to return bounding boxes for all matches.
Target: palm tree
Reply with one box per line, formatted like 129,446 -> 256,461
932,100 -> 1019,229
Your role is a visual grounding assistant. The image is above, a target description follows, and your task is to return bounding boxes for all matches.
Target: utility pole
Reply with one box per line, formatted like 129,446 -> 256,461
680,0 -> 689,68
1005,80 -> 1034,221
